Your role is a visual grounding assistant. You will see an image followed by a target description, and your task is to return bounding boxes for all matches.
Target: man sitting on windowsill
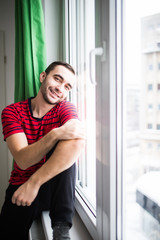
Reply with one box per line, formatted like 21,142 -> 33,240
0,61 -> 85,240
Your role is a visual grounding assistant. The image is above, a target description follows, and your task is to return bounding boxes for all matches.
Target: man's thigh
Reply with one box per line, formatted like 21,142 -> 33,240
49,163 -> 76,227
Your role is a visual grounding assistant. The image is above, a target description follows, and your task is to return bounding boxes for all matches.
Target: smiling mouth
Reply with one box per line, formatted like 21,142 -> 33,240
49,88 -> 60,98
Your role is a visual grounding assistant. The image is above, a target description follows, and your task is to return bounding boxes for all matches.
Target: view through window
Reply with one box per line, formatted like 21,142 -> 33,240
68,0 -> 96,217
75,0 -> 96,215
123,0 -> 160,239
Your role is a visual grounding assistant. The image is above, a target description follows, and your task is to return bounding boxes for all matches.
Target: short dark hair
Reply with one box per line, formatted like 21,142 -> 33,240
45,61 -> 75,75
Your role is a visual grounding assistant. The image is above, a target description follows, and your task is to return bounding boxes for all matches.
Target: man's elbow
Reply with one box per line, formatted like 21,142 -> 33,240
73,138 -> 85,150
14,151 -> 29,170
14,157 -> 28,170
59,138 -> 85,156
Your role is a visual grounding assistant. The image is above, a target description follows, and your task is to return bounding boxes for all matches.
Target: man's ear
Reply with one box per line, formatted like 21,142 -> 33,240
39,72 -> 47,83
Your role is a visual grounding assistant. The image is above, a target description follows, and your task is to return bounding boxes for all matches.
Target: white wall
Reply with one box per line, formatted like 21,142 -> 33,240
44,0 -> 63,66
0,0 -> 15,106
0,31 -> 8,209
0,0 -> 15,208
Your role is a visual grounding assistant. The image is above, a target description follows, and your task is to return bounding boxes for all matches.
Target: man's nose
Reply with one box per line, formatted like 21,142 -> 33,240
56,84 -> 63,93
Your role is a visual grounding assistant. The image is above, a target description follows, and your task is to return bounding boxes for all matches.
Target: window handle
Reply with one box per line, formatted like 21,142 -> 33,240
89,41 -> 106,85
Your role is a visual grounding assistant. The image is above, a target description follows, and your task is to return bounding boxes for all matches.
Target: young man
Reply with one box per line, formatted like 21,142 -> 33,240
0,61 -> 85,240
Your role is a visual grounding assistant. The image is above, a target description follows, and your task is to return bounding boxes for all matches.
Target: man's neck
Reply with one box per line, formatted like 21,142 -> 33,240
31,92 -> 55,119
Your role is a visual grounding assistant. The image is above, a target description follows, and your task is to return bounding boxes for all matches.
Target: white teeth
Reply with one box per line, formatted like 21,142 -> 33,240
49,88 -> 59,98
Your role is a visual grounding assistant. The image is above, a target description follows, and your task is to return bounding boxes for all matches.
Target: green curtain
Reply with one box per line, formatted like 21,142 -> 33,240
14,0 -> 47,102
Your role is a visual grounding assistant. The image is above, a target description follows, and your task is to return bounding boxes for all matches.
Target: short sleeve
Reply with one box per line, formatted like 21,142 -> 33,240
1,105 -> 24,141
58,101 -> 79,126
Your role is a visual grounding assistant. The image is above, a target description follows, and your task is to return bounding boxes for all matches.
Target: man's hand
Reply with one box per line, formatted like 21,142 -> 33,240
57,119 -> 85,140
12,180 -> 40,207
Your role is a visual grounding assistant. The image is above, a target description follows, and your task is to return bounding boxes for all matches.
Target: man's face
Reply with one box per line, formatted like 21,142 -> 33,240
40,65 -> 75,105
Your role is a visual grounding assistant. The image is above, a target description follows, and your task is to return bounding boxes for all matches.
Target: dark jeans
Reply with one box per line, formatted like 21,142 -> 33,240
0,164 -> 76,240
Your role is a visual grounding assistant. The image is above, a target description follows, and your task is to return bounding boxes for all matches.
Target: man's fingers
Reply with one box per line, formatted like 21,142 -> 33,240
12,196 -> 31,207
11,193 -> 16,204
16,200 -> 22,206
21,201 -> 27,207
11,192 -> 28,206
12,196 -> 21,206
12,193 -> 21,206
60,119 -> 86,140
26,201 -> 31,207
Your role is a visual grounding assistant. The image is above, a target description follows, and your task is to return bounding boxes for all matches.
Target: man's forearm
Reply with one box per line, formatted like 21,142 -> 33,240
9,128 -> 60,170
29,139 -> 85,187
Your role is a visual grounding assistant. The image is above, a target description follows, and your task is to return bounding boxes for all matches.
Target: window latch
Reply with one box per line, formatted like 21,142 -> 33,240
89,41 -> 106,85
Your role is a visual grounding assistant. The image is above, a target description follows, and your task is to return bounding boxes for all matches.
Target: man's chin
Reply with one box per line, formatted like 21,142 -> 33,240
44,96 -> 62,105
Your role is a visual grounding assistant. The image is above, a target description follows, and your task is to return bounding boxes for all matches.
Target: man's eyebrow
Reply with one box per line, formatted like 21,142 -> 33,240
54,74 -> 64,81
54,74 -> 73,89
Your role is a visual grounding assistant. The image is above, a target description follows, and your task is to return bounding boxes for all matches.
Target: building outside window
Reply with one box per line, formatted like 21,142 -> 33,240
148,103 -> 153,111
122,0 -> 160,239
148,84 -> 153,91
157,83 -> 160,90
147,123 -> 153,129
148,64 -> 153,70
148,142 -> 152,148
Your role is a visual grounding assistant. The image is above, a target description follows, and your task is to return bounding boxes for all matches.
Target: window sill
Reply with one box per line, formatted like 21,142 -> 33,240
29,210 -> 93,240
75,190 -> 98,240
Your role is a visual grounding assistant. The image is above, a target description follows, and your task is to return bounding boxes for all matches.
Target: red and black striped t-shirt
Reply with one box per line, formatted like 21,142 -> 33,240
1,97 -> 78,185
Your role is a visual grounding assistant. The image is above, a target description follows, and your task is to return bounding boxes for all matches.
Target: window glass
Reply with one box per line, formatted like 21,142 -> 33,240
147,123 -> 153,129
157,124 -> 160,130
157,83 -> 160,90
148,84 -> 153,90
148,104 -> 153,111
148,64 -> 153,71
123,0 -> 160,239
69,0 -> 96,215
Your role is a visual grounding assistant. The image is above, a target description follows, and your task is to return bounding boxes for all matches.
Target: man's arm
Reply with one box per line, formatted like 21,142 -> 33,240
12,139 -> 85,206
6,119 -> 84,170
30,139 -> 85,185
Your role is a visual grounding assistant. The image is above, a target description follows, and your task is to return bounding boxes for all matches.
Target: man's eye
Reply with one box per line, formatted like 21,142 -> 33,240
55,77 -> 60,81
65,85 -> 70,91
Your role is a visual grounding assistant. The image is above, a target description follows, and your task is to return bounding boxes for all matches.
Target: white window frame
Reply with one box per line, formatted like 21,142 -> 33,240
63,0 -> 119,239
